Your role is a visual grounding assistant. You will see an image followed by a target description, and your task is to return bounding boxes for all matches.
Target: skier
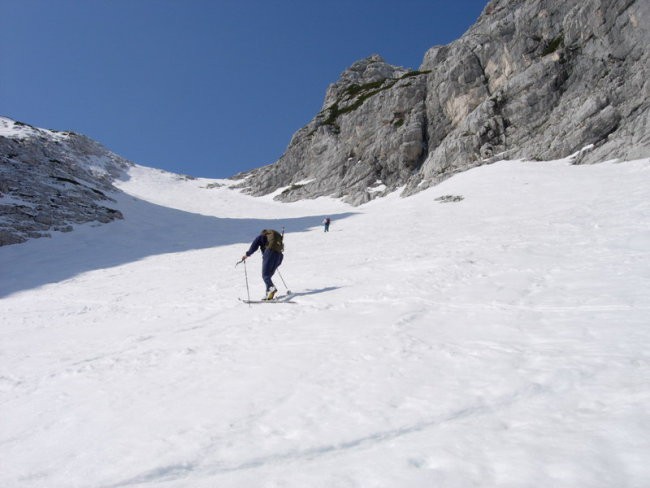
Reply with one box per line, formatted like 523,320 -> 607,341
241,229 -> 284,300
323,217 -> 331,232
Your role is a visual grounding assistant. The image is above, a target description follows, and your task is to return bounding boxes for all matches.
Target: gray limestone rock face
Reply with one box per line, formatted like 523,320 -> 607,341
235,0 -> 650,204
2,0 -> 648,249
0,118 -> 132,246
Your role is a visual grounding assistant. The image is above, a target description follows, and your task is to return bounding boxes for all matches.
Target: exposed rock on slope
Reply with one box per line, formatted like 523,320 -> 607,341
235,0 -> 650,205
0,117 -> 131,246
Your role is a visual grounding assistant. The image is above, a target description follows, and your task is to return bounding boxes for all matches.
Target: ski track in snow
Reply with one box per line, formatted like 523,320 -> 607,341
105,383 -> 554,487
1,159 -> 650,487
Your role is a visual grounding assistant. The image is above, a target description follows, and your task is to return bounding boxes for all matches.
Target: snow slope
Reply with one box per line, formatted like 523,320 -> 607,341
1,159 -> 649,488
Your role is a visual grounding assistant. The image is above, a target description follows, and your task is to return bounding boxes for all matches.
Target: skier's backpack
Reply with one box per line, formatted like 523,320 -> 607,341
262,229 -> 284,253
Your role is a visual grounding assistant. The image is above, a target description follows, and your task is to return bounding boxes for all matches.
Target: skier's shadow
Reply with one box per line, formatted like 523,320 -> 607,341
290,286 -> 341,298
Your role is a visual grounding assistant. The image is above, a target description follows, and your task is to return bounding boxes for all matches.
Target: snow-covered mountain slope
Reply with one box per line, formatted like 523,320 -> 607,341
1,158 -> 649,487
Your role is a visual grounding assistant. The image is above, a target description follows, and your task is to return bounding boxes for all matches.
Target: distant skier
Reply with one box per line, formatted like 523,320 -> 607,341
323,217 -> 331,232
241,229 -> 284,300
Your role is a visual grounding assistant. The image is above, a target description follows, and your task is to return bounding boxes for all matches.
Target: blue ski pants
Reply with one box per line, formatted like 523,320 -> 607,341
262,249 -> 283,290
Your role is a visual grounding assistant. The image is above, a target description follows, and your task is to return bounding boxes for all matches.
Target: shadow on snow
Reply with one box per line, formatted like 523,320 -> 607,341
0,190 -> 358,298
290,287 -> 342,298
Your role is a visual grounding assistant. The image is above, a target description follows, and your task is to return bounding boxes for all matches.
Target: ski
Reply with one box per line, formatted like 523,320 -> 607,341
239,294 -> 295,304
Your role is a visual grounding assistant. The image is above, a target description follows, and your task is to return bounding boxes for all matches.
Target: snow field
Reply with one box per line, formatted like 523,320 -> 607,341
1,159 -> 649,487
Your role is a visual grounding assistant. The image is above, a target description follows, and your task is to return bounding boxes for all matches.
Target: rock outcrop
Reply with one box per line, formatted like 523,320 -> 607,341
0,117 -> 131,246
234,0 -> 650,205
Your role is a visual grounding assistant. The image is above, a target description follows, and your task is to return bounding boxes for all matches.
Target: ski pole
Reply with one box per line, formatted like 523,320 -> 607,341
277,269 -> 291,295
277,227 -> 291,294
236,258 -> 251,306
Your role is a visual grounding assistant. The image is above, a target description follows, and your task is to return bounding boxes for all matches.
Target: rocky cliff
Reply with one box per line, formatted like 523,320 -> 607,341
234,0 -> 650,205
2,0 -> 648,246
0,117 -> 131,246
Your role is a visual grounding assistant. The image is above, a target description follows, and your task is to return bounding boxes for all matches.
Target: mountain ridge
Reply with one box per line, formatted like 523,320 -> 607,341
1,0 -> 649,245
234,0 -> 650,204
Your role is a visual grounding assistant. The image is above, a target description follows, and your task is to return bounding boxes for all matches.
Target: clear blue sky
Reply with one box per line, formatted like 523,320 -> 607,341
1,0 -> 488,178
